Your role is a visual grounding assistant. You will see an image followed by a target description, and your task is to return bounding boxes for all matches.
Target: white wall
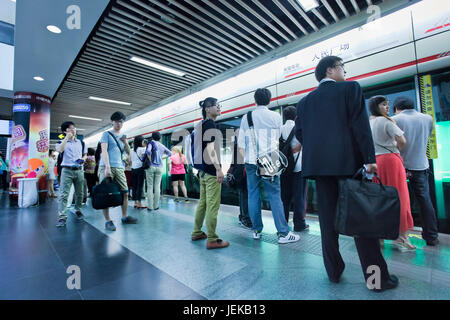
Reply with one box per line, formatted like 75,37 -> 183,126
0,0 -> 16,25
0,43 -> 14,91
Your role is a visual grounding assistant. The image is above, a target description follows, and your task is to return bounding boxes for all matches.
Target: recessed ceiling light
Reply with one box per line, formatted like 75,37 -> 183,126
69,115 -> 102,121
130,56 -> 186,77
76,128 -> 86,131
88,96 -> 131,105
33,76 -> 44,81
296,0 -> 319,11
46,25 -> 62,34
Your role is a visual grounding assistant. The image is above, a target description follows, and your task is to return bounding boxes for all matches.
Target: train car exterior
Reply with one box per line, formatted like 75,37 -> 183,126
86,0 -> 450,233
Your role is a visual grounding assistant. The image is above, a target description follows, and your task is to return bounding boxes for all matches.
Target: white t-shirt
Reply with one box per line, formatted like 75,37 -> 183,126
369,116 -> 404,155
131,147 -> 147,169
280,120 -> 302,172
237,105 -> 282,165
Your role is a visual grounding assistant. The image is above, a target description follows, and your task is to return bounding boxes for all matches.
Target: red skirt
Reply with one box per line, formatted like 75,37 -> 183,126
374,153 -> 414,233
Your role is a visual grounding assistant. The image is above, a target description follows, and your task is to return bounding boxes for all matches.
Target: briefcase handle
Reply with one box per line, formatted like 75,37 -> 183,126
352,167 -> 386,191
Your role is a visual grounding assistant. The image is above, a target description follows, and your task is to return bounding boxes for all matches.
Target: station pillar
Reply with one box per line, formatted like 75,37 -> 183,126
10,92 -> 51,203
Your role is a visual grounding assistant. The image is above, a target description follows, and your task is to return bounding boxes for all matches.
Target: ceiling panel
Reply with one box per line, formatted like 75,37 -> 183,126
51,0 -> 384,136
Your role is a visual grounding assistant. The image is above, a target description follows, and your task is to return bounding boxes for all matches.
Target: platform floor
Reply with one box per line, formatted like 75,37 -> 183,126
1,192 -> 449,300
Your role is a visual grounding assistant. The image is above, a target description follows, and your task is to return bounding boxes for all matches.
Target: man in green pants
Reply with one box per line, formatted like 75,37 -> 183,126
56,121 -> 87,227
191,97 -> 229,250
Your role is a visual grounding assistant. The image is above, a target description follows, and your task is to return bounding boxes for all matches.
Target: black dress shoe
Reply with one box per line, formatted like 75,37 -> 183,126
373,275 -> 399,292
329,265 -> 345,283
426,238 -> 439,246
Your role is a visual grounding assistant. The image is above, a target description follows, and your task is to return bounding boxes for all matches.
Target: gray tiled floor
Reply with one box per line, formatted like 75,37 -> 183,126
82,196 -> 450,300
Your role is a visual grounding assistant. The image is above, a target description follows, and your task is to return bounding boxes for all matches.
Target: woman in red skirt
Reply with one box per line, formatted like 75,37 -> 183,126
369,95 -> 415,251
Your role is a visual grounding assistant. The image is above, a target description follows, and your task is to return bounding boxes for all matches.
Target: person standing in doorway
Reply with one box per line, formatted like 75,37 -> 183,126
131,135 -> 147,209
145,132 -> 172,211
169,146 -> 189,203
393,96 -> 440,246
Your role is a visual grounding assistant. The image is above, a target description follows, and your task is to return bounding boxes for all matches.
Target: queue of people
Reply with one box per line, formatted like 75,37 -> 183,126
45,55 -> 440,293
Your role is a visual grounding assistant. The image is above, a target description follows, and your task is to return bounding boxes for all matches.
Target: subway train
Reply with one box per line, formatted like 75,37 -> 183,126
86,0 -> 450,233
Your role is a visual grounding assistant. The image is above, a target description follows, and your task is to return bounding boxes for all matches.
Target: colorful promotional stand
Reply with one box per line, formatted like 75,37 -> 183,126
10,92 -> 50,204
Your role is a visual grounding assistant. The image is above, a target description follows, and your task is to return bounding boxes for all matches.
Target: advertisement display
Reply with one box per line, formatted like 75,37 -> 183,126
10,92 -> 51,203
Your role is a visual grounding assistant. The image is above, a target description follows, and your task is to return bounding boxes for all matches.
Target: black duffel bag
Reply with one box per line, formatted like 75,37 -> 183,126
335,168 -> 400,240
91,178 -> 124,210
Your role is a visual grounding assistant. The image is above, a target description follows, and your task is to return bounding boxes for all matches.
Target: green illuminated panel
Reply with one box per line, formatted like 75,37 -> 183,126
433,121 -> 450,219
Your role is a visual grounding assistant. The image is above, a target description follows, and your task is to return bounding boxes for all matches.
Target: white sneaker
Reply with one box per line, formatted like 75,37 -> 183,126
278,231 -> 300,244
253,231 -> 261,240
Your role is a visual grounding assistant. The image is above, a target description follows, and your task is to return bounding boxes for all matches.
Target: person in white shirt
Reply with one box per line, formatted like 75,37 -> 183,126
238,88 -> 300,244
131,135 -> 147,209
280,106 -> 309,232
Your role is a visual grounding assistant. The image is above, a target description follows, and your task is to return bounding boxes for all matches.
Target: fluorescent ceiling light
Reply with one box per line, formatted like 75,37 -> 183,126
46,25 -> 62,34
89,96 -> 132,105
296,0 -> 319,11
76,128 -> 86,131
11,0 -> 16,2
33,76 -> 44,81
130,56 -> 186,77
69,115 -> 102,121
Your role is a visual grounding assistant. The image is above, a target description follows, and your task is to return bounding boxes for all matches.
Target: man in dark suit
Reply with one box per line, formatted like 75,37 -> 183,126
295,56 -> 398,291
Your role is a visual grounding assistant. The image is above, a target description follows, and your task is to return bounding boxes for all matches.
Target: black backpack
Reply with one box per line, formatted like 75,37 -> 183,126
279,128 -> 296,176
57,139 -> 85,176
91,177 -> 124,210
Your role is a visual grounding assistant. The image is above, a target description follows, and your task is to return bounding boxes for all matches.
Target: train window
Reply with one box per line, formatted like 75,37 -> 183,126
432,72 -> 450,123
364,80 -> 416,116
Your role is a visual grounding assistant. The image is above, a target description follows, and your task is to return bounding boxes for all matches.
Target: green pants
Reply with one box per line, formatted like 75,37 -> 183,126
192,172 -> 222,242
58,168 -> 84,219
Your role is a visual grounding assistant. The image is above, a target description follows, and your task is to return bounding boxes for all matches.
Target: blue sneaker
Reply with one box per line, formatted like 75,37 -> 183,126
105,221 -> 116,231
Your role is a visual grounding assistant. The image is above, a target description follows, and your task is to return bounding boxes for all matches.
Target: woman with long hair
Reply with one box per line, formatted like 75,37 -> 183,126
169,146 -> 189,202
369,95 -> 415,251
130,135 -> 147,209
47,150 -> 57,198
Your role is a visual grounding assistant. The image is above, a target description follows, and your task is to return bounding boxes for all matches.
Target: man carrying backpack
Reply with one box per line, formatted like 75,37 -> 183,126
145,132 -> 172,211
280,106 -> 309,232
190,97 -> 229,250
55,121 -> 87,227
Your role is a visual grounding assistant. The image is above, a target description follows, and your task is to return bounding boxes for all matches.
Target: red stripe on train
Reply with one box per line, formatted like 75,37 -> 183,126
130,52 -> 446,137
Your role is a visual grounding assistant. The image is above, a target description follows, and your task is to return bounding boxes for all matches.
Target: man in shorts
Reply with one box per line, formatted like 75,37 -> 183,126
98,111 -> 138,231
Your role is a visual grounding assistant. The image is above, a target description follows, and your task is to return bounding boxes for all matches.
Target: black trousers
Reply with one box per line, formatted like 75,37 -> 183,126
238,187 -> 251,225
315,176 -> 390,282
131,167 -> 145,201
281,171 -> 307,229
407,169 -> 439,241
1,171 -> 7,191
85,173 -> 97,196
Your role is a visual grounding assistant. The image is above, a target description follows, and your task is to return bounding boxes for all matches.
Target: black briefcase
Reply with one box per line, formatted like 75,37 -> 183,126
91,178 -> 124,210
335,169 -> 400,240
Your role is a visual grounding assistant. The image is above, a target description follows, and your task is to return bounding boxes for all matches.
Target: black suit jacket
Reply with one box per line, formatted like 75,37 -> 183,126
295,80 -> 376,178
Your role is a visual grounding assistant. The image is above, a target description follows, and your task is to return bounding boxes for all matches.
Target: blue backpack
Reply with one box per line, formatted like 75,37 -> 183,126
149,140 -> 161,166
184,120 -> 206,172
